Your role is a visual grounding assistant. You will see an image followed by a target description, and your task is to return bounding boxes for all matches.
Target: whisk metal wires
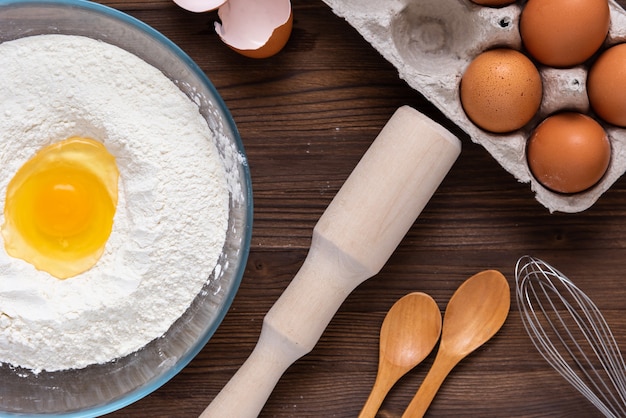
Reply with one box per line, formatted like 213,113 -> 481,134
515,256 -> 626,418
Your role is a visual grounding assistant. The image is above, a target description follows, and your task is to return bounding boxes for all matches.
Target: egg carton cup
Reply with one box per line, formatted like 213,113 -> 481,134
321,0 -> 626,213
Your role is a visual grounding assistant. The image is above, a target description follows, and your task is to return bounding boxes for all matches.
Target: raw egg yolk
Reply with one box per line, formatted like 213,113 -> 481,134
1,137 -> 119,279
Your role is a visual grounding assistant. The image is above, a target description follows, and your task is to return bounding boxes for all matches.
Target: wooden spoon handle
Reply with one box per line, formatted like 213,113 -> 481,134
401,352 -> 459,418
359,364 -> 405,418
199,106 -> 461,418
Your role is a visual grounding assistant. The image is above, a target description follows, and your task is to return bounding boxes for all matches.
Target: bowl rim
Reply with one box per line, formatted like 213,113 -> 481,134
0,0 -> 253,416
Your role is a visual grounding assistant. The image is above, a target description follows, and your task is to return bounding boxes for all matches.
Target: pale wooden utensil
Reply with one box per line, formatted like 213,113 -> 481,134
200,106 -> 461,418
359,292 -> 442,418
402,270 -> 510,418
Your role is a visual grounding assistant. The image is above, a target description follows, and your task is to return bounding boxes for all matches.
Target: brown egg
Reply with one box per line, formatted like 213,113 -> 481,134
588,43 -> 626,127
460,48 -> 542,133
520,0 -> 610,68
470,0 -> 516,6
527,113 -> 610,194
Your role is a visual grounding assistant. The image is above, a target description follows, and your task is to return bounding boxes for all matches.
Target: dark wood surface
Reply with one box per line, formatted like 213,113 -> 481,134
102,1 -> 626,416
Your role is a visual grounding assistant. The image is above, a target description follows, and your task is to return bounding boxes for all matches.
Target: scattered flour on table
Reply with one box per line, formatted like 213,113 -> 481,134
0,34 -> 229,372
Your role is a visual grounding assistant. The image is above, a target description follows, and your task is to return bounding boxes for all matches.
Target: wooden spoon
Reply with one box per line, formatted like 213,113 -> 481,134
359,292 -> 442,418
402,270 -> 510,418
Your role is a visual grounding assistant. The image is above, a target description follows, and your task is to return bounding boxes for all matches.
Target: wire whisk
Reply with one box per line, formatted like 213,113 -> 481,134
515,256 -> 626,418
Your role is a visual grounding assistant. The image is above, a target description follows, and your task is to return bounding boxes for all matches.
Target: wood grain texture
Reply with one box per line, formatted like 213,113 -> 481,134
99,1 -> 626,417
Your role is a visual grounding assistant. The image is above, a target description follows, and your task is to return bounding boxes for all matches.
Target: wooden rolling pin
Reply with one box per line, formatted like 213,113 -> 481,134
200,106 -> 461,418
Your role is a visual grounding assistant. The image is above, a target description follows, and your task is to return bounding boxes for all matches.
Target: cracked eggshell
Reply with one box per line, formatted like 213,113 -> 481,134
173,0 -> 227,13
215,0 -> 292,58
321,0 -> 626,213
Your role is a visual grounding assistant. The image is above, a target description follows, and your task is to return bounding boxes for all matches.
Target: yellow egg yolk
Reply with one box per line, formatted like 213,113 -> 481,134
1,137 -> 119,279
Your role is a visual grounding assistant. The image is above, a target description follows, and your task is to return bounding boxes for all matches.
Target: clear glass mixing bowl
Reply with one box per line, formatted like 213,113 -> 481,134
0,0 -> 252,416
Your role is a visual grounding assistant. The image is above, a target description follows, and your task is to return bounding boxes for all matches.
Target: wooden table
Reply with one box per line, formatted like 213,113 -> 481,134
103,1 -> 626,416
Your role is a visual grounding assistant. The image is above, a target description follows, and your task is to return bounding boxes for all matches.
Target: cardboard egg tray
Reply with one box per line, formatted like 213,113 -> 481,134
321,0 -> 626,213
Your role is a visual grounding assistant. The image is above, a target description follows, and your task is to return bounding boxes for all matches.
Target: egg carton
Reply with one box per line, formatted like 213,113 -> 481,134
321,0 -> 626,213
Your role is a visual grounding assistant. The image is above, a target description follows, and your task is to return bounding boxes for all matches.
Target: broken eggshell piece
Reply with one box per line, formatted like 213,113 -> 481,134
321,0 -> 626,213
173,0 -> 227,13
215,0 -> 293,58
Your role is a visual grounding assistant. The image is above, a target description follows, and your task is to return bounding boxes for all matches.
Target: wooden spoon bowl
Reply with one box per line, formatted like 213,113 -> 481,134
359,292 -> 442,418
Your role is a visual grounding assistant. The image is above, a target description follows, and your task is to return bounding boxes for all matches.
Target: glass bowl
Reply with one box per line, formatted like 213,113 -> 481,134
0,0 -> 252,416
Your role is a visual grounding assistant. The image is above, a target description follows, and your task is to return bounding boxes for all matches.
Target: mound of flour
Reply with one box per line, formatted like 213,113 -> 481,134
0,34 -> 229,372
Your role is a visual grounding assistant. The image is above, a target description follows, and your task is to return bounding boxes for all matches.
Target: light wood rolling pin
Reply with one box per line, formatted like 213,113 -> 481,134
200,106 -> 461,418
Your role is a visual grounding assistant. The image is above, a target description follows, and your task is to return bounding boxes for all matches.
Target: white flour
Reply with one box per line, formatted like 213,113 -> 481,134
0,34 -> 229,372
